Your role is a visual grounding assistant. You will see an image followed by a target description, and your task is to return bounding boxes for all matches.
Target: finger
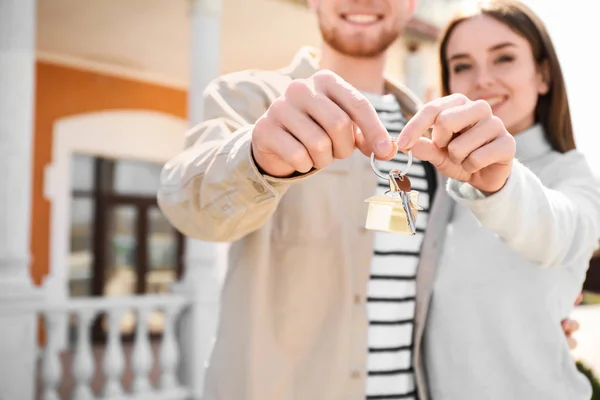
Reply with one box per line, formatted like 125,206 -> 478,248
410,137 -> 471,181
275,129 -> 316,173
286,89 -> 355,160
462,134 -> 515,174
313,71 -> 394,159
571,320 -> 580,333
276,103 -> 335,169
575,293 -> 584,305
567,336 -> 578,350
355,126 -> 398,160
431,99 -> 494,149
446,116 -> 504,165
409,137 -> 447,167
253,119 -> 313,174
564,319 -> 580,335
396,93 -> 469,151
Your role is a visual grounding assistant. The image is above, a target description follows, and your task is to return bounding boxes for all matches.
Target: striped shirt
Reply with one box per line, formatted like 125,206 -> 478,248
362,92 -> 433,400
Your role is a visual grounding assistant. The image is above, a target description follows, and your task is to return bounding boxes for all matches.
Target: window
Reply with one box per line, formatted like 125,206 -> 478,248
68,154 -> 184,339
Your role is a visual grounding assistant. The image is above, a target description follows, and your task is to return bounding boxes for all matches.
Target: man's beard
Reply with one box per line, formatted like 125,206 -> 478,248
319,21 -> 399,58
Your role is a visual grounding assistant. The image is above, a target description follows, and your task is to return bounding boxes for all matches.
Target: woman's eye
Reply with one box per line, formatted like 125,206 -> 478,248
495,54 -> 515,64
452,63 -> 471,73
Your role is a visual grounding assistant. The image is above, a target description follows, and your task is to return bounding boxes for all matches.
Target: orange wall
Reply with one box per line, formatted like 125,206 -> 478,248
32,62 -> 187,286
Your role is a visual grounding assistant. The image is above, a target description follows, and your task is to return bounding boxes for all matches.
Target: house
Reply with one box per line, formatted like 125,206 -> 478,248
1,0 -> 462,399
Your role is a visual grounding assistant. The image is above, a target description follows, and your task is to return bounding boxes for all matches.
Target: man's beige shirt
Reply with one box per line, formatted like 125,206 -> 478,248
158,47 -> 453,400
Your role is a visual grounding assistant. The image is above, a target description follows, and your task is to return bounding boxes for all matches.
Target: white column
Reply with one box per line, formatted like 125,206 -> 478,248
188,0 -> 222,124
0,1 -> 40,400
176,0 -> 223,398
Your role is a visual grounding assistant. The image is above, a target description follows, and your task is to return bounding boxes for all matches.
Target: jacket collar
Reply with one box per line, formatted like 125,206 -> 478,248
514,123 -> 554,163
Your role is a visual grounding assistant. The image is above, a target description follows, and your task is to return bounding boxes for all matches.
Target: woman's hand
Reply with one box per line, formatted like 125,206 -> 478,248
396,94 -> 516,194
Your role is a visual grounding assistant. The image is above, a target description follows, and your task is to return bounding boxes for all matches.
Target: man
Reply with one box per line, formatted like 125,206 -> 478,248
158,0 -> 578,398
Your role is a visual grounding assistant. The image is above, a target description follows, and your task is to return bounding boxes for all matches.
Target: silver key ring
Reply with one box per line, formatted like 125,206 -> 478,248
370,149 -> 413,181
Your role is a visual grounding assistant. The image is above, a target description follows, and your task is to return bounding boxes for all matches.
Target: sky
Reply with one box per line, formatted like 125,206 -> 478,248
522,0 -> 600,178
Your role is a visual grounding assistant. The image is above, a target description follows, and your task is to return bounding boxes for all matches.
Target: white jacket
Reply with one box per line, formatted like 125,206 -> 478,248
425,123 -> 600,400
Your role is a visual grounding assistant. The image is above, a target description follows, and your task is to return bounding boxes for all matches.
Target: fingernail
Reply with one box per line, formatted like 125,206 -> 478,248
397,135 -> 409,149
376,139 -> 392,155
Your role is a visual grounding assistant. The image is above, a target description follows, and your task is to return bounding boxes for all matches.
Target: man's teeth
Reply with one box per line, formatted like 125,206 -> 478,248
485,97 -> 504,106
345,14 -> 378,23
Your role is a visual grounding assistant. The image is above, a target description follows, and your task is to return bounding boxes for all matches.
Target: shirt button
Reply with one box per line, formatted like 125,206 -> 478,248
351,370 -> 361,379
252,181 -> 265,193
353,294 -> 361,304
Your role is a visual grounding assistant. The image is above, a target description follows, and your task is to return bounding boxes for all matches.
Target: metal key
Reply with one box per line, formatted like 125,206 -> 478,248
364,151 -> 420,235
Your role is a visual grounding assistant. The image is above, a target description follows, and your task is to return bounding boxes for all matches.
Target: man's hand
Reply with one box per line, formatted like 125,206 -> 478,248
562,318 -> 580,350
562,293 -> 584,350
396,94 -> 516,194
252,70 -> 396,177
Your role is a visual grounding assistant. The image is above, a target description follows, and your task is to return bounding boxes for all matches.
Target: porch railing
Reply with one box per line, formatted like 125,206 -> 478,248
39,294 -> 190,400
0,241 -> 221,400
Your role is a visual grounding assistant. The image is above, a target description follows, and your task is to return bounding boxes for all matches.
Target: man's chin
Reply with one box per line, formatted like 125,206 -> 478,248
321,30 -> 398,59
328,41 -> 390,58
342,47 -> 386,58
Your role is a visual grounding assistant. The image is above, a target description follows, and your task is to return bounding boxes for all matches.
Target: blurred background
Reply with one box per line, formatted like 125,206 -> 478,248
0,0 -> 598,399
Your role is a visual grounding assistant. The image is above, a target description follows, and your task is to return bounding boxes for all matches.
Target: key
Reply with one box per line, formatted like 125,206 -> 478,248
365,151 -> 421,235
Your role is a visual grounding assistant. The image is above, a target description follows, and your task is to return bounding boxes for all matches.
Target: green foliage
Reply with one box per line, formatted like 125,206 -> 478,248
577,361 -> 600,400
582,291 -> 600,305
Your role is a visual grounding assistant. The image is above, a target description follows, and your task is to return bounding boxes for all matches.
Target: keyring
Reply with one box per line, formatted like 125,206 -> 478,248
370,149 -> 412,181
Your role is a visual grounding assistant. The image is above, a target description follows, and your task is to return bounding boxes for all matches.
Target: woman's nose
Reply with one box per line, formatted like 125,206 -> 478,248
475,67 -> 495,89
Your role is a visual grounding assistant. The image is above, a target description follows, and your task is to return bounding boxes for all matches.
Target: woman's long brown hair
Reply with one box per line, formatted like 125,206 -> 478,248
438,0 -> 576,152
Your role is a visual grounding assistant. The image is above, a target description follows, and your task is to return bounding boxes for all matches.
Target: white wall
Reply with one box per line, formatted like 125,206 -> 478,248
523,1 -> 600,179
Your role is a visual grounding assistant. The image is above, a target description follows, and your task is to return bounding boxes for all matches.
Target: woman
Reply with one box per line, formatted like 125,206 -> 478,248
419,1 -> 600,399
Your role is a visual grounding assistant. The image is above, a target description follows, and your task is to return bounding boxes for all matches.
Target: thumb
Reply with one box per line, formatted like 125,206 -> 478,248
407,137 -> 469,181
355,125 -> 397,160
407,137 -> 446,167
